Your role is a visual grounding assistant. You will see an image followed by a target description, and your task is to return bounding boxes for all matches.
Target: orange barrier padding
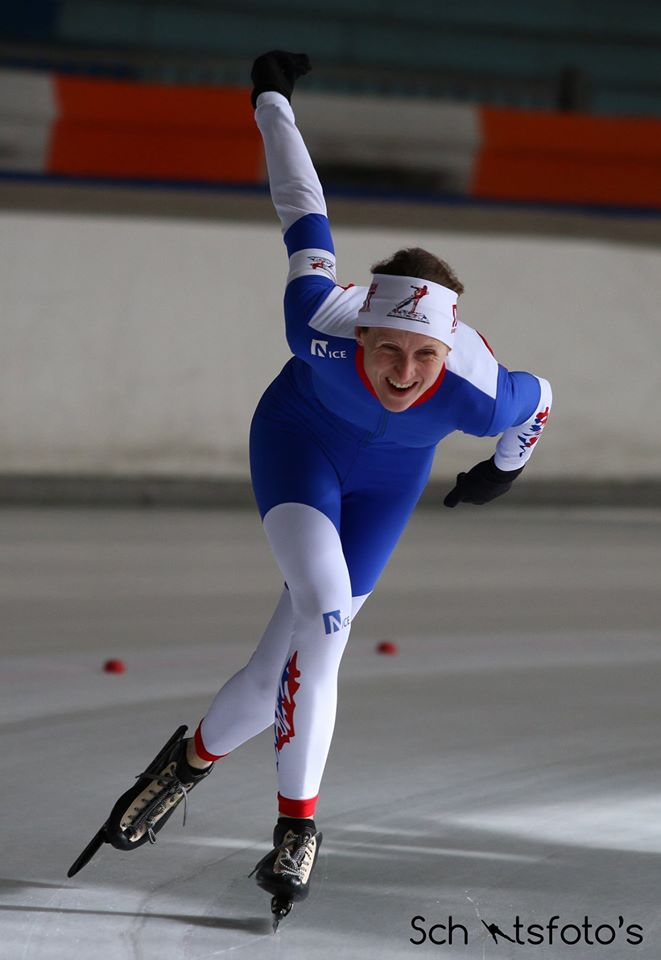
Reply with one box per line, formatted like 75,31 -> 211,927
473,108 -> 661,207
48,76 -> 263,183
49,125 -> 263,182
53,76 -> 255,129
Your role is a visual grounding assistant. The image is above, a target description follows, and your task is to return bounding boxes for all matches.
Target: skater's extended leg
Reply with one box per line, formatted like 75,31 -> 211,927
264,502 -> 354,815
72,601 -> 297,866
195,586 -> 295,758
193,582 -> 369,764
247,503 -> 370,904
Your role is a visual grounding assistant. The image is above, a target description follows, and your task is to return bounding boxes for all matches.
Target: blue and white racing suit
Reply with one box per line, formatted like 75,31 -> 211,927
196,92 -> 552,819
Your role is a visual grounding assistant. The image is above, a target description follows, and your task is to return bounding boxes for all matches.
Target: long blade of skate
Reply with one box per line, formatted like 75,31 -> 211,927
270,896 -> 292,933
67,826 -> 107,877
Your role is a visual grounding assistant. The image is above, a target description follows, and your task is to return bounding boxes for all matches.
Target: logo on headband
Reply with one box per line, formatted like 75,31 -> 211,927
386,284 -> 430,324
359,281 -> 378,313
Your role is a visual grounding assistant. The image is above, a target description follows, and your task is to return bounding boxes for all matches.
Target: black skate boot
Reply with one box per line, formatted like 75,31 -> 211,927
250,818 -> 322,930
105,724 -> 214,850
67,725 -> 214,877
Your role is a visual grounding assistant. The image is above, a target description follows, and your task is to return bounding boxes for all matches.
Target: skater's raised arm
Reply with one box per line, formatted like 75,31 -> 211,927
252,51 -> 327,236
251,51 -> 354,351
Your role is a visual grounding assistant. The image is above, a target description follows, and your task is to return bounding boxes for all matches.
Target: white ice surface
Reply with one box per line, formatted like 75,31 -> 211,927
2,507 -> 661,959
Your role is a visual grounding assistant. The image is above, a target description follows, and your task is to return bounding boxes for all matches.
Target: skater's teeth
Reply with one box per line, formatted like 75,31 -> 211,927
387,377 -> 415,390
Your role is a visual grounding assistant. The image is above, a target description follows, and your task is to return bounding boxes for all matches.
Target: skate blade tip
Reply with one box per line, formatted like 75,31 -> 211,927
66,826 -> 108,878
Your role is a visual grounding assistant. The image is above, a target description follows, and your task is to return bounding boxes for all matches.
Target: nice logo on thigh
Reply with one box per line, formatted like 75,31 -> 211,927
322,610 -> 351,634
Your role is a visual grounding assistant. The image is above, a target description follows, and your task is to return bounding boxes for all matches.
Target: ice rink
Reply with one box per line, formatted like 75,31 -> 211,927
2,505 -> 661,959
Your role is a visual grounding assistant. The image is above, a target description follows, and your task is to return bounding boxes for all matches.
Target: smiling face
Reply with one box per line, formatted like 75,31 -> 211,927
355,326 -> 450,412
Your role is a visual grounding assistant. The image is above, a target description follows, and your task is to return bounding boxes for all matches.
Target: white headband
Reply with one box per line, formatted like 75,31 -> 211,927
357,274 -> 458,347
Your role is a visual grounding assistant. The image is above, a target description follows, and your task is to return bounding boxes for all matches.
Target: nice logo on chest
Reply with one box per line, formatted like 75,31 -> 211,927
311,339 -> 347,359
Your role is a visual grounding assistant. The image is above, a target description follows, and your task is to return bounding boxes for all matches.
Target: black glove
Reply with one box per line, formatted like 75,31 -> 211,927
251,50 -> 311,108
443,456 -> 524,508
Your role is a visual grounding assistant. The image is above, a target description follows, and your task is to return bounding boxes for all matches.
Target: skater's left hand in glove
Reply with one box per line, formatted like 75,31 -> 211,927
251,50 -> 311,107
443,456 -> 524,508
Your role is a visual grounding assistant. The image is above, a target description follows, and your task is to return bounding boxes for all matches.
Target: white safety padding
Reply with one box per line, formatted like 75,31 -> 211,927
3,211 -> 661,479
294,91 -> 480,193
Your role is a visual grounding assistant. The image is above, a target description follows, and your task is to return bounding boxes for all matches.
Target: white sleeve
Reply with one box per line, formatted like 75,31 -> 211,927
494,377 -> 553,470
254,91 -> 327,233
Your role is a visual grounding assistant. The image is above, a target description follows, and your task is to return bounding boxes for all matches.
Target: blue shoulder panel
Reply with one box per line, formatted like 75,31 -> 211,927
284,275 -> 336,357
283,213 -> 335,257
488,368 -> 541,435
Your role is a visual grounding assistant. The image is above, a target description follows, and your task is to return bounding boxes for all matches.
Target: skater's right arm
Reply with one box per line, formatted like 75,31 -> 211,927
252,52 -> 351,351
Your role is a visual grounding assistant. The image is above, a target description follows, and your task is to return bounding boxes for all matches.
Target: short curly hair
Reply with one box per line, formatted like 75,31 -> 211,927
371,247 -> 464,295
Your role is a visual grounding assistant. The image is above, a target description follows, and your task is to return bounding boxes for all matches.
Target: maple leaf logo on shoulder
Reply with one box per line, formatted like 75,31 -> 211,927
307,255 -> 335,278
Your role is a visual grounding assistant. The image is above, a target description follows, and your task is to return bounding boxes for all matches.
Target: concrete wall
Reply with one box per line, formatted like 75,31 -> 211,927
2,208 -> 660,480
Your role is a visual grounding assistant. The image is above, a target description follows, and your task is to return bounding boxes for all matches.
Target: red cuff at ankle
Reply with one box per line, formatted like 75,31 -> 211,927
194,723 -> 228,762
277,793 -> 319,818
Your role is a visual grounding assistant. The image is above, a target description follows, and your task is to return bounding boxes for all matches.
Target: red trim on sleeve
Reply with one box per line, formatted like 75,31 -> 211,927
194,722 -> 228,762
477,331 -> 494,356
277,793 -> 319,818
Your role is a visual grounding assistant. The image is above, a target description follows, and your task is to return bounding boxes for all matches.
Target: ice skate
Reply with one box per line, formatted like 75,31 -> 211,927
67,725 -> 213,877
250,819 -> 322,931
